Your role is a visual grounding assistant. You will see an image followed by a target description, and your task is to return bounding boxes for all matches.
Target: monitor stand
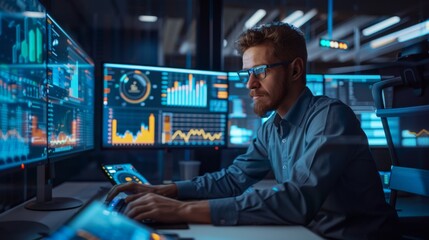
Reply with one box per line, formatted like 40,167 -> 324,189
25,164 -> 82,211
0,221 -> 49,240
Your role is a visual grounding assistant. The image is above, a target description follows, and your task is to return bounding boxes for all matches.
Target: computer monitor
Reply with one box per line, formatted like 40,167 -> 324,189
227,72 -> 259,147
324,74 -> 387,146
46,15 -> 95,158
390,116 -> 429,148
227,73 -> 324,148
0,0 -> 50,238
24,14 -> 95,211
102,63 -> 229,148
0,0 -> 47,173
306,74 -> 324,96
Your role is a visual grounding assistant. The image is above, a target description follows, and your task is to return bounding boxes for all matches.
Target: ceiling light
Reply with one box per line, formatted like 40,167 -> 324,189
370,20 -> 429,48
397,20 -> 429,42
319,39 -> 349,50
370,37 -> 396,48
138,15 -> 158,22
362,16 -> 401,36
292,9 -> 317,27
281,10 -> 304,24
22,11 -> 45,18
244,9 -> 266,29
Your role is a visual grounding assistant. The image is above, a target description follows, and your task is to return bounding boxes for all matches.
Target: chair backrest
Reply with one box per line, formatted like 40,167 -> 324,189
389,166 -> 429,197
371,54 -> 429,207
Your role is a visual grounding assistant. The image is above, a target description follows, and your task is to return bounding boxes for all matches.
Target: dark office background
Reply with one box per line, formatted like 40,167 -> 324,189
1,0 -> 428,213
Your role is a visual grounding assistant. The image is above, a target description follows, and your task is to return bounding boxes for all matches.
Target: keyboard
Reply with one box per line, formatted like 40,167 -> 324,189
107,195 -> 127,213
105,191 -> 190,230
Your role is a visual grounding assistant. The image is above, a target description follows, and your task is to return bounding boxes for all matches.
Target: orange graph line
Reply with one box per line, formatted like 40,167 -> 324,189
49,120 -> 77,146
170,129 -> 222,143
0,116 -> 47,145
407,129 -> 429,137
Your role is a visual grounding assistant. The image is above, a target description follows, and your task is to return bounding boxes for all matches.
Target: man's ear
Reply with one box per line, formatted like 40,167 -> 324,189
290,58 -> 304,82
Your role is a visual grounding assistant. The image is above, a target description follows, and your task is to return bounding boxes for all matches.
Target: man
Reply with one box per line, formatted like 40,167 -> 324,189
106,22 -> 399,239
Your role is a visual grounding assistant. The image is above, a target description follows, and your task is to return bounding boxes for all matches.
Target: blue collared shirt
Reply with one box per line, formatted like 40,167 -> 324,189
175,88 -> 399,239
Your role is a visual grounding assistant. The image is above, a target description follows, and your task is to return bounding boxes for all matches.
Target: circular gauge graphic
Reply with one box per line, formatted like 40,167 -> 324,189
115,172 -> 145,184
119,70 -> 151,104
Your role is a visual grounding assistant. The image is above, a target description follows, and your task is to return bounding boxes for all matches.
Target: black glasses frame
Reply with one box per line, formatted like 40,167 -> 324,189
237,60 -> 292,83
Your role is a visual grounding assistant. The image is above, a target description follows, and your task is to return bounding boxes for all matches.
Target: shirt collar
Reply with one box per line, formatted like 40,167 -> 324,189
272,87 -> 313,127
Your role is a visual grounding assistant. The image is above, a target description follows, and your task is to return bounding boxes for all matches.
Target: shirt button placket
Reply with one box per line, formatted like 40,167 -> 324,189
281,137 -> 288,175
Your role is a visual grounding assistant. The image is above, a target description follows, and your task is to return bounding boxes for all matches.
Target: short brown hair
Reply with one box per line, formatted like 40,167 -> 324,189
235,22 -> 307,65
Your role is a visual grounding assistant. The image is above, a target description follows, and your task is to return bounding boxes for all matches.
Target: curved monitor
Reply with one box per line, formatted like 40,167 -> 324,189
102,63 -> 229,148
0,1 -> 47,173
46,15 -> 95,159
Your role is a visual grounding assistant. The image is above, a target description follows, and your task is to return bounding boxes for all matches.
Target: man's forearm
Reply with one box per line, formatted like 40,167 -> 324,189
157,184 -> 211,223
180,200 -> 211,223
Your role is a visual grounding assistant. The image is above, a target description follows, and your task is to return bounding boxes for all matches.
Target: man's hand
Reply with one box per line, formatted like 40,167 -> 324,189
124,193 -> 211,224
104,182 -> 178,204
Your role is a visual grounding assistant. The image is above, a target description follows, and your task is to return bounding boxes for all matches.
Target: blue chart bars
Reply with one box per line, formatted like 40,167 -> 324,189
0,0 -> 47,171
162,72 -> 208,107
102,63 -> 229,148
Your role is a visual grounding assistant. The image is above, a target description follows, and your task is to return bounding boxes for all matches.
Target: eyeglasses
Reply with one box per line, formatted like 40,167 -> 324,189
237,60 -> 291,83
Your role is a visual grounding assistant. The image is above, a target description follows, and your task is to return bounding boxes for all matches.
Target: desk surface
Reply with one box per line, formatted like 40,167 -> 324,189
160,224 -> 324,240
0,181 -> 324,240
0,182 -> 112,232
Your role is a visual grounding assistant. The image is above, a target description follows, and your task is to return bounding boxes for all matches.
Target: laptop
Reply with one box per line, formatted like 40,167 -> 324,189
46,200 -> 180,240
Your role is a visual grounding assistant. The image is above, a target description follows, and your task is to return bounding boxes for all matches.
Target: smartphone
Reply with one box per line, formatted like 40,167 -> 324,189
101,163 -> 150,185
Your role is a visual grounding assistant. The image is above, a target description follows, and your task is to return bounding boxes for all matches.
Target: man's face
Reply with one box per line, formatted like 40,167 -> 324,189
242,44 -> 291,117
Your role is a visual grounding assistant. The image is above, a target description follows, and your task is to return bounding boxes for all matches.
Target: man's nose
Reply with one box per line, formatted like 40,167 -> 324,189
246,74 -> 260,89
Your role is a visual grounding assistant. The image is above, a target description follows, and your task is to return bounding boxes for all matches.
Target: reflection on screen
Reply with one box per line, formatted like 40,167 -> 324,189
324,74 -> 387,146
227,73 -> 325,148
46,15 -> 94,157
0,1 -> 47,171
103,63 -> 229,148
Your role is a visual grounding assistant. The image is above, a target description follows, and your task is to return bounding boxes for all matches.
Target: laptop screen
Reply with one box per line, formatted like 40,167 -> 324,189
47,201 -> 175,240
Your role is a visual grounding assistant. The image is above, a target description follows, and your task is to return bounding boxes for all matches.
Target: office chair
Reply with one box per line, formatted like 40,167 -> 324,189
372,54 -> 429,239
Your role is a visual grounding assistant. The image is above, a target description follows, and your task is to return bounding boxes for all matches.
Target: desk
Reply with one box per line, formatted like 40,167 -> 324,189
0,181 -> 323,240
0,181 -> 112,238
160,224 -> 324,240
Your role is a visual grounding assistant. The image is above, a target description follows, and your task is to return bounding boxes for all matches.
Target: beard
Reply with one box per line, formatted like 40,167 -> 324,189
252,80 -> 290,117
253,98 -> 275,117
